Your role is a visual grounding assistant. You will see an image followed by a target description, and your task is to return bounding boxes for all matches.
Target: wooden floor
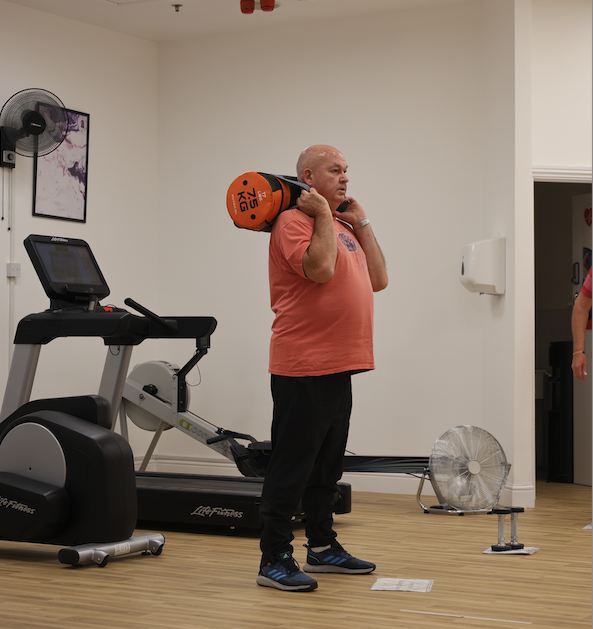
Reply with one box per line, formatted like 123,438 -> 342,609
0,481 -> 590,629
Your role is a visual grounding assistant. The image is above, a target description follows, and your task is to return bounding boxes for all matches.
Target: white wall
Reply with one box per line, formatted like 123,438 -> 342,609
532,0 -> 592,169
151,0 -> 541,503
0,0 -> 590,504
153,2 -> 485,471
0,0 -> 161,463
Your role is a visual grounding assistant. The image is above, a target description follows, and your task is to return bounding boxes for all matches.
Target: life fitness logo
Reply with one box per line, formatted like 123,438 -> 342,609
585,207 -> 592,227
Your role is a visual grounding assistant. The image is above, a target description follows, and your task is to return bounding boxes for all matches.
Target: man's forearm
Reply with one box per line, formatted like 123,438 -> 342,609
353,223 -> 388,292
572,293 -> 592,350
303,210 -> 338,283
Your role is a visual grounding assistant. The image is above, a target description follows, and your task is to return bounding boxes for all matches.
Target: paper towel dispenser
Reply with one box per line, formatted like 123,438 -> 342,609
460,237 -> 505,295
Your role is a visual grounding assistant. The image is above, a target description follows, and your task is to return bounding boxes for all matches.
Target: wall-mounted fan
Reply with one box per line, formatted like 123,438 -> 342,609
0,88 -> 68,168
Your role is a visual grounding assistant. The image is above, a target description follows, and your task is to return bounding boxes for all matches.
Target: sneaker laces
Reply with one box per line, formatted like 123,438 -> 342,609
274,552 -> 301,576
330,542 -> 353,558
305,542 -> 351,558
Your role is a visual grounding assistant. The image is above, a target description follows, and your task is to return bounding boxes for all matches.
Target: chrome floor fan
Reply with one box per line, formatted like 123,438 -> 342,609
417,425 -> 510,514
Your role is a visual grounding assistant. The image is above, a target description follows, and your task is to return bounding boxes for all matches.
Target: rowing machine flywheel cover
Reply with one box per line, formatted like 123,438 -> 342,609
125,361 -> 188,431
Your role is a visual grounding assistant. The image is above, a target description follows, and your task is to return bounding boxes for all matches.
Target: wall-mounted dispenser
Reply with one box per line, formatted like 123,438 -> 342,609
460,237 -> 506,295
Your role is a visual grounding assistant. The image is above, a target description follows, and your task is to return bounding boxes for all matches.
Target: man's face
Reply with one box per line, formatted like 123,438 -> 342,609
304,153 -> 349,211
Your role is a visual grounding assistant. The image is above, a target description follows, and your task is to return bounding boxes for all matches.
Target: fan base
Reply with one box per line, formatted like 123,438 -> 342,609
424,505 -> 466,516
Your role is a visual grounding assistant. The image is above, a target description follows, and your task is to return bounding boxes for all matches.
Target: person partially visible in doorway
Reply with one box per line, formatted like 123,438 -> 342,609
571,266 -> 592,381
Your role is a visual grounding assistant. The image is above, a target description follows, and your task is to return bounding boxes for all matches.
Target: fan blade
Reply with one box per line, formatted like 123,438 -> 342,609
428,425 -> 508,510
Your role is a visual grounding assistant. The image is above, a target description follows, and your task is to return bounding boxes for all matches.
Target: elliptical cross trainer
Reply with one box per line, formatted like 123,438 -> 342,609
0,235 -> 169,566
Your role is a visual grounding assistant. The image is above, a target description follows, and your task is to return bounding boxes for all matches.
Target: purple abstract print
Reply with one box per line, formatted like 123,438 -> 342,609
33,109 -> 89,222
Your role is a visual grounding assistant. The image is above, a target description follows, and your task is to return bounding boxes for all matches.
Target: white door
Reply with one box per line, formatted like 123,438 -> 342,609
572,192 -> 592,486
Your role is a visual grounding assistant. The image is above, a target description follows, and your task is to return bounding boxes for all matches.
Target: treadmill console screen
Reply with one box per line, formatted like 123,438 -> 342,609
24,234 -> 110,306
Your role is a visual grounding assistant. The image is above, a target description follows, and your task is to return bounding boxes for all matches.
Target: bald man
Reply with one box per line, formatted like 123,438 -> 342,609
257,145 -> 388,592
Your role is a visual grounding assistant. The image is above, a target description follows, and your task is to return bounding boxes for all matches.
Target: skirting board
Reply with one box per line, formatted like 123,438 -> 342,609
136,455 -> 535,507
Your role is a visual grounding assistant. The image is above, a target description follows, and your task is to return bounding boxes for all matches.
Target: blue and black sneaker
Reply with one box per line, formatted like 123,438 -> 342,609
257,552 -> 318,591
303,542 -> 376,574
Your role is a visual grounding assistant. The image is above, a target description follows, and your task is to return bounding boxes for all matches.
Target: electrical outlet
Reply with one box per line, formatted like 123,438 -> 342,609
6,262 -> 21,278
1,150 -> 16,169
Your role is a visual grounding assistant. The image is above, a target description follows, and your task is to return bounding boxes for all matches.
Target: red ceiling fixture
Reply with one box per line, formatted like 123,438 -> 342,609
240,1 -> 276,14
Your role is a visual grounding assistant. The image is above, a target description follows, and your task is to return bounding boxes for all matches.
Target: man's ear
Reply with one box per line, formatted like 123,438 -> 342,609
302,168 -> 314,186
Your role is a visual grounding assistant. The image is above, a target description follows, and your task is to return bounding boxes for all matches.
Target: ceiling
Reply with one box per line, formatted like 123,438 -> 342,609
3,0 -> 470,43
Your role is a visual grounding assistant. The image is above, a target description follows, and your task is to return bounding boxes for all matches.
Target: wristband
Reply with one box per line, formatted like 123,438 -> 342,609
354,218 -> 370,229
573,351 -> 586,356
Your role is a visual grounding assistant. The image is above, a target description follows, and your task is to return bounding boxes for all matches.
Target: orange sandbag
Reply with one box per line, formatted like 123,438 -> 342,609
226,172 -> 306,232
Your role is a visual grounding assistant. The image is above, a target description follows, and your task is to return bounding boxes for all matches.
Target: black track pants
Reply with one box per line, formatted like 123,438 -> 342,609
259,372 -> 352,565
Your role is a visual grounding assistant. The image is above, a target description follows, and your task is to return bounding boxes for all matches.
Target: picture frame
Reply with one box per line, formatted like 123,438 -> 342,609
33,109 -> 90,223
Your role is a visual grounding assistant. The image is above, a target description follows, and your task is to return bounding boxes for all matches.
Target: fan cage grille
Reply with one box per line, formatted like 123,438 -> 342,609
0,88 -> 68,158
428,425 -> 509,511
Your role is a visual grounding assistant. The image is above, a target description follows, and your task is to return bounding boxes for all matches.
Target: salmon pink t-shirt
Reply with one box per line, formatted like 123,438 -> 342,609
582,267 -> 592,298
268,208 -> 375,377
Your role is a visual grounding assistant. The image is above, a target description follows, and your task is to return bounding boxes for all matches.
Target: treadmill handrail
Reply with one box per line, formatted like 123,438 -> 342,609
13,310 -> 217,346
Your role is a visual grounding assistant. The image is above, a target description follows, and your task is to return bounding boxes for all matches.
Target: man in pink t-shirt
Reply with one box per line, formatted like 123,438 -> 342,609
572,266 -> 592,380
257,145 -> 388,592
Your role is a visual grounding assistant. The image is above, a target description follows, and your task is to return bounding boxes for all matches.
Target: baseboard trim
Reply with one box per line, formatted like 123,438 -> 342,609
137,455 -> 243,478
500,484 -> 536,509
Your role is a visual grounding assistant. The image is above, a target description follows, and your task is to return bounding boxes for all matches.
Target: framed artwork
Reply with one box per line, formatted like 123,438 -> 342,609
33,109 -> 90,222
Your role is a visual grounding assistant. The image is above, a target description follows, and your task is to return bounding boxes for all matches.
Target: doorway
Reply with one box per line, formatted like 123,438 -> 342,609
534,181 -> 592,484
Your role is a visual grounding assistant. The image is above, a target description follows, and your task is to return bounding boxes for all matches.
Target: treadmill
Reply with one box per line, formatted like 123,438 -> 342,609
2,235 -> 357,531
